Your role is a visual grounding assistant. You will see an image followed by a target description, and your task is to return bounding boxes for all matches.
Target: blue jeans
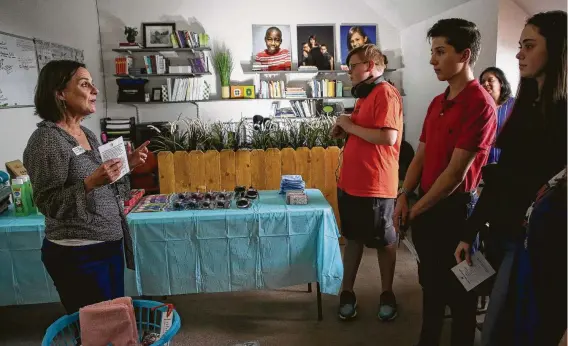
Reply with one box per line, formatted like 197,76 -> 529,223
41,238 -> 125,314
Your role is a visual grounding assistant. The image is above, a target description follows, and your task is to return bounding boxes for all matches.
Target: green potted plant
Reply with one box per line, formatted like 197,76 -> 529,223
212,43 -> 234,99
124,26 -> 138,44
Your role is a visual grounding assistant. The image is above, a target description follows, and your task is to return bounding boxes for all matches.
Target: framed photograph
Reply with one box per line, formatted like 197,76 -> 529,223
339,24 -> 378,66
297,24 -> 336,70
252,24 -> 292,71
142,22 -> 176,48
151,87 -> 162,102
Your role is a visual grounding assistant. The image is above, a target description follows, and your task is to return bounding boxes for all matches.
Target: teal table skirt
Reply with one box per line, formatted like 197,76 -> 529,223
0,189 -> 343,306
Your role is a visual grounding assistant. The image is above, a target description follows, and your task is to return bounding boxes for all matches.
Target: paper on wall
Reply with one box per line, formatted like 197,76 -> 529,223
98,136 -> 129,183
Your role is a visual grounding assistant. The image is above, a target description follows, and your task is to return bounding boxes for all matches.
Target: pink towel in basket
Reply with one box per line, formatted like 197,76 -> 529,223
79,297 -> 139,346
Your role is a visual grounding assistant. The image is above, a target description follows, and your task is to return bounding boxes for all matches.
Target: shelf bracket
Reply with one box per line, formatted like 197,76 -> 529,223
126,104 -> 141,123
189,101 -> 200,119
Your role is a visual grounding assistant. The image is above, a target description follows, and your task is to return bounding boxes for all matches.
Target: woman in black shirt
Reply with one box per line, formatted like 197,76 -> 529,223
454,10 -> 567,346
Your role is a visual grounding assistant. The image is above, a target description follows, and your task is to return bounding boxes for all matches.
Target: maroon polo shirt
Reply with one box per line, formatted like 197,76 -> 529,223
419,79 -> 497,193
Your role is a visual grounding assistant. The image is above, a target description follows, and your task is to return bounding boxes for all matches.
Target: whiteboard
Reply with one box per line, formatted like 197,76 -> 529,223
35,39 -> 84,71
0,31 -> 39,108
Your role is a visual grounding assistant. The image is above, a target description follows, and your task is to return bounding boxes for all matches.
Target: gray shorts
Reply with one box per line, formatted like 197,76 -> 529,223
337,188 -> 397,248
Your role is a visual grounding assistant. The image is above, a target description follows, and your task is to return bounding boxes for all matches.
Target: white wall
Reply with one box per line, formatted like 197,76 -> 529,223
400,0 -> 499,148
496,0 -> 528,95
0,0 -> 103,167
96,0 -> 402,124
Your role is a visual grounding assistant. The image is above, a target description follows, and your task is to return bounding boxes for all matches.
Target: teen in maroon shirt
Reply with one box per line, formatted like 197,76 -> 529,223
393,19 -> 496,346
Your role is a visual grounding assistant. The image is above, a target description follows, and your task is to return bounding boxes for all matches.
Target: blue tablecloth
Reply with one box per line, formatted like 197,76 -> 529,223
0,189 -> 343,306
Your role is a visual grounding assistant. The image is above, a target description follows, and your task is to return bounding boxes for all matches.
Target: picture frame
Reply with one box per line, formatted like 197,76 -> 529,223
142,22 -> 176,48
296,24 -> 336,70
152,87 -> 162,102
339,24 -> 378,67
251,24 -> 292,71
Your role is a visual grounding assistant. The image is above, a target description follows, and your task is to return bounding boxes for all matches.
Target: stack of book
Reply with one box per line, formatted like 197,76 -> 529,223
171,31 -> 210,49
285,87 -> 307,99
118,42 -> 142,49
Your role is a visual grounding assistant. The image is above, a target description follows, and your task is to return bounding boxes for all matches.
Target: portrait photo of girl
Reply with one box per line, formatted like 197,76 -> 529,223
339,24 -> 377,68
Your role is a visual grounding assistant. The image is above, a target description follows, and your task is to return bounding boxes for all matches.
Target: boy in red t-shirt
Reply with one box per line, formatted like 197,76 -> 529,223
393,19 -> 496,346
254,27 -> 291,71
332,44 -> 403,322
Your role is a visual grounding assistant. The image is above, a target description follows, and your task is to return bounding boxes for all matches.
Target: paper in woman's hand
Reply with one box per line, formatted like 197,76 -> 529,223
98,137 -> 130,183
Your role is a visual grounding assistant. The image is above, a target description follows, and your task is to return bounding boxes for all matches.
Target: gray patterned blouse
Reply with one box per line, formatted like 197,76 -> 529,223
23,120 -> 134,269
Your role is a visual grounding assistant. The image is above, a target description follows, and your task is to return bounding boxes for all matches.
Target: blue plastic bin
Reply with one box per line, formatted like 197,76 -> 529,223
42,299 -> 181,346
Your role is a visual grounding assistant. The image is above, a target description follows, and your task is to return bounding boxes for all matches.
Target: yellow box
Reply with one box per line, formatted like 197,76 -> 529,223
230,85 -> 255,99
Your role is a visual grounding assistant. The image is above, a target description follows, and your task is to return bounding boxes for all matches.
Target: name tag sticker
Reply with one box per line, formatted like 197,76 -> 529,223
72,146 -> 86,156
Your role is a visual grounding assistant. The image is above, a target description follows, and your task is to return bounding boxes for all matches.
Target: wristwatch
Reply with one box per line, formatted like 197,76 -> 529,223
397,187 -> 410,199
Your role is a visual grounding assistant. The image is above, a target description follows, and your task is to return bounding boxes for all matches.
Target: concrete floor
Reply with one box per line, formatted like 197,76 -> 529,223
0,246 -> 483,346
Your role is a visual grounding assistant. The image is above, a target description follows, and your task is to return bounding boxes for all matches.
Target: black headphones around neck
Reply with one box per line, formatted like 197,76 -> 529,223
351,75 -> 386,98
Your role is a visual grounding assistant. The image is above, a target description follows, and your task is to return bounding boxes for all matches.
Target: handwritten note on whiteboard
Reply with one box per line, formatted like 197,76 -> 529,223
0,31 -> 38,108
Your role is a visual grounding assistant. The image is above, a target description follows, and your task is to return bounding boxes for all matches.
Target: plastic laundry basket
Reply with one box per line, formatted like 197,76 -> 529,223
41,299 -> 181,346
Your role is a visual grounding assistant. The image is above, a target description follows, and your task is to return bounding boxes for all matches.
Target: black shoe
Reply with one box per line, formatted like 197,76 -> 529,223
338,290 -> 357,320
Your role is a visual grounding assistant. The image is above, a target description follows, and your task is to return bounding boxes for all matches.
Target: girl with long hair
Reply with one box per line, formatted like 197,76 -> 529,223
455,10 -> 567,346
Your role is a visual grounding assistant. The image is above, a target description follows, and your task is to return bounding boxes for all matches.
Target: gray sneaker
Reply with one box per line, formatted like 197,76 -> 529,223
338,290 -> 357,320
378,291 -> 398,321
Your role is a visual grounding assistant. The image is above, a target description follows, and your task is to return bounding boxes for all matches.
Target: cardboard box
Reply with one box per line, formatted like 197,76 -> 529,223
5,160 -> 27,179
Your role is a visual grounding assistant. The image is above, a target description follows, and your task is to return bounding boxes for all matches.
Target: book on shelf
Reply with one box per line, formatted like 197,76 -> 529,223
289,99 -> 318,117
308,79 -> 344,98
114,53 -> 209,75
115,56 -> 134,75
170,30 -> 210,49
164,77 -> 210,102
119,42 -> 142,48
258,80 -> 287,99
298,66 -> 318,72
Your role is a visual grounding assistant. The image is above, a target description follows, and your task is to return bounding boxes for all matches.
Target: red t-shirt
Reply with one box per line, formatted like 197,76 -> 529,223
419,80 -> 497,193
337,82 -> 403,198
255,49 -> 291,71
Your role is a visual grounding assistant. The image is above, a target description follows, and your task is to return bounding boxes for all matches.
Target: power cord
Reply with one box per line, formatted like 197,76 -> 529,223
334,145 -> 345,182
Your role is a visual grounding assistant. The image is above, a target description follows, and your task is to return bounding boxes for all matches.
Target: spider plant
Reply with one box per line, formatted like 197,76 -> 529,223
182,118 -> 210,151
286,120 -> 305,149
206,121 -> 227,151
317,115 -> 346,148
303,120 -> 322,149
250,124 -> 273,150
226,118 -> 247,150
271,124 -> 290,149
148,115 -> 188,153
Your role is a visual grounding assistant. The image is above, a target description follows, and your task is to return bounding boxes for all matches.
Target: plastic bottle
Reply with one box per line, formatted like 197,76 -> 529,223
19,175 -> 37,214
11,178 -> 28,216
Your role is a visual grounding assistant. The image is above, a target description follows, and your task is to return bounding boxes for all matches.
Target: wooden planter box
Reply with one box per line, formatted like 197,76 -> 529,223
157,147 -> 342,227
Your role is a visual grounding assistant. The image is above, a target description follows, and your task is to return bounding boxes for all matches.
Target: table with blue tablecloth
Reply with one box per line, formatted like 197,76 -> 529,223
0,189 -> 343,319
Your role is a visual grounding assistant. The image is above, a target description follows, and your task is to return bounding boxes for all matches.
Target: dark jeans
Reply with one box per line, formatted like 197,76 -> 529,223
412,191 -> 478,346
41,238 -> 125,314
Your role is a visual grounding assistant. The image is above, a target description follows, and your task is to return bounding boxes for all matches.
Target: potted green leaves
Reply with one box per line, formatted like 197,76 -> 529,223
212,43 -> 234,99
124,26 -> 139,44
